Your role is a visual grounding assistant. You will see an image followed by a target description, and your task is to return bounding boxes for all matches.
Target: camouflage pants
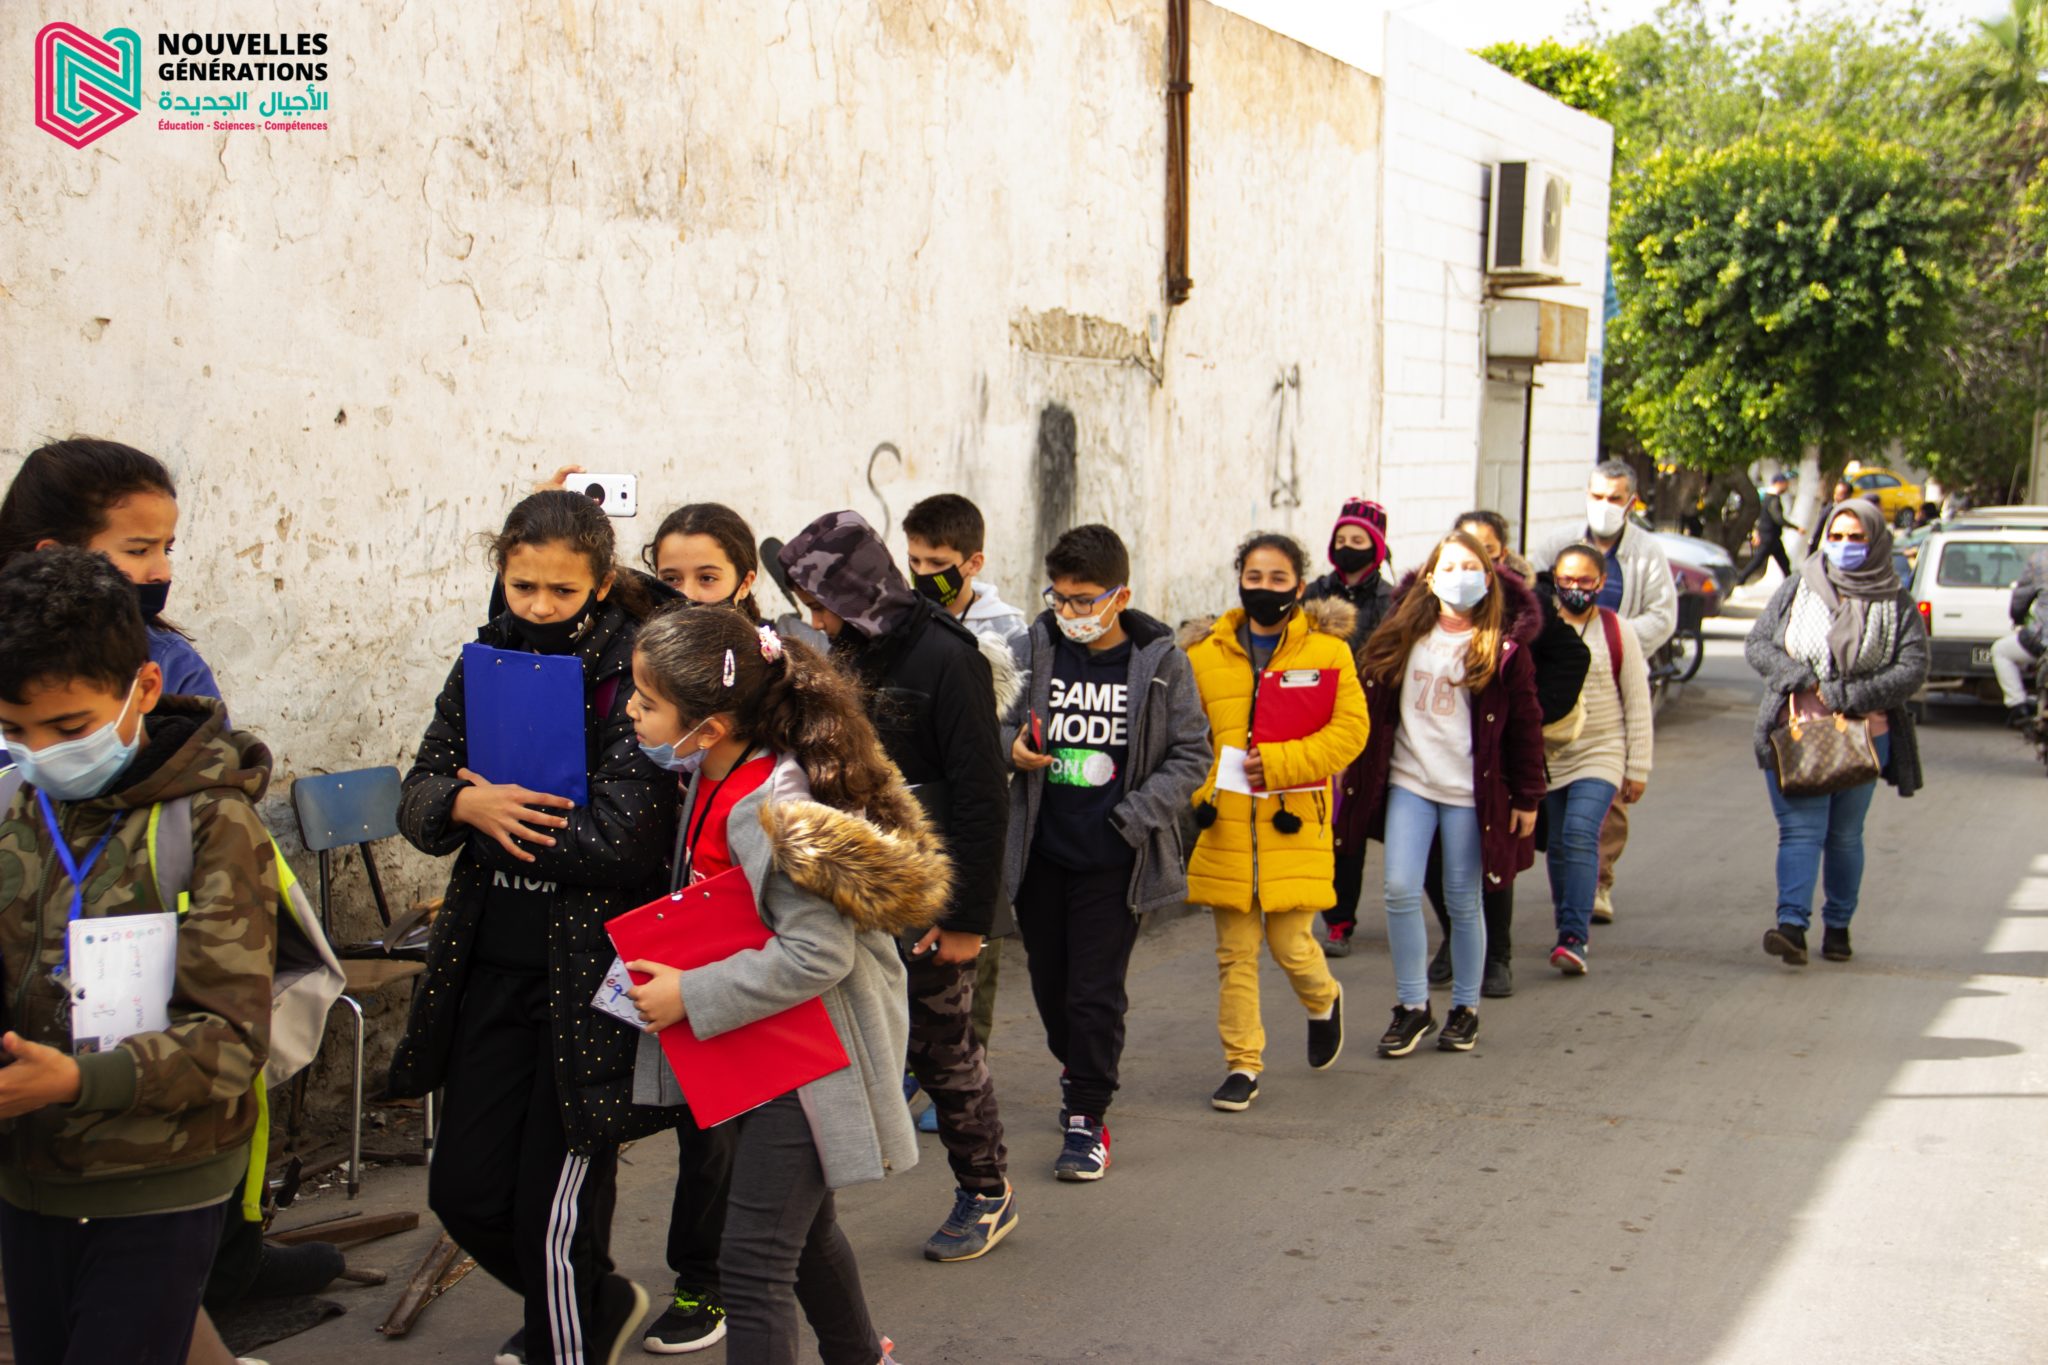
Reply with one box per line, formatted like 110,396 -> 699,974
970,937 -> 1002,1048
903,948 -> 1008,1195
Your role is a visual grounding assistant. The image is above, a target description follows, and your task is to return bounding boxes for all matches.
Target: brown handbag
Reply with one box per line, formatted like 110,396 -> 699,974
1769,708 -> 1881,797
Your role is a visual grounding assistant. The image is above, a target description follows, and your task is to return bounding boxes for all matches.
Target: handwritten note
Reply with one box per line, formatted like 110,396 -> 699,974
591,955 -> 644,1027
66,914 -> 178,1054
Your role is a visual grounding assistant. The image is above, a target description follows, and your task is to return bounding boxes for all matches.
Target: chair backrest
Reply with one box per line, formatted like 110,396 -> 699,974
293,767 -> 402,852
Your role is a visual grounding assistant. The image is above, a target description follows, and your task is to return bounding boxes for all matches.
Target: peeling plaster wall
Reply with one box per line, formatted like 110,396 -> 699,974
0,2 -> 1380,938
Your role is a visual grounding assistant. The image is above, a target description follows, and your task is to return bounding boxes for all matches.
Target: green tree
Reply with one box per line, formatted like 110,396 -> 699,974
1473,39 -> 1619,120
1611,132 -> 1967,478
1964,0 -> 2048,114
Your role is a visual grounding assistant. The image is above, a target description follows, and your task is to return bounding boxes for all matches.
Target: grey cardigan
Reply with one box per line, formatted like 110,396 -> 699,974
1743,578 -> 1928,797
632,754 -> 936,1189
999,610 -> 1214,915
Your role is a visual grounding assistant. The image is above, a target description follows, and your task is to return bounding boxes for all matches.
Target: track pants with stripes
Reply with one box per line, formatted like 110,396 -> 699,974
430,966 -> 619,1365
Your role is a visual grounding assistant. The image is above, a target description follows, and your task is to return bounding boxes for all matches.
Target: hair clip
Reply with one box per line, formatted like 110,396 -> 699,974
758,625 -> 785,662
722,648 -> 736,688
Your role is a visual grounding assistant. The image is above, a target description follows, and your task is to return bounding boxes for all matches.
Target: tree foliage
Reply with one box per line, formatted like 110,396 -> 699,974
1612,133 -> 1966,475
1473,39 -> 1619,121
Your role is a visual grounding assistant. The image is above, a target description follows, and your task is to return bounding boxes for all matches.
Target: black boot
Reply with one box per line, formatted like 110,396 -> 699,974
1427,940 -> 1453,987
1821,925 -> 1852,961
1481,953 -> 1514,998
1763,923 -> 1808,966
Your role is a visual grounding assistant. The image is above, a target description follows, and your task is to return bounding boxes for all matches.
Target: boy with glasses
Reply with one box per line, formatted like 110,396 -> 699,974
1001,526 -> 1211,1179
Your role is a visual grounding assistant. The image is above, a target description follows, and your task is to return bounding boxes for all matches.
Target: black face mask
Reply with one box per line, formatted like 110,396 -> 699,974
1556,586 -> 1598,616
511,592 -> 600,654
1330,546 -> 1380,578
134,579 -> 171,618
1238,587 -> 1298,629
913,565 -> 966,609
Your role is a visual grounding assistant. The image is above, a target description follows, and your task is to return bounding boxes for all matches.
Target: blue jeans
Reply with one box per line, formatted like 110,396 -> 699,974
1545,779 -> 1617,948
1384,785 -> 1484,1009
1764,733 -> 1891,930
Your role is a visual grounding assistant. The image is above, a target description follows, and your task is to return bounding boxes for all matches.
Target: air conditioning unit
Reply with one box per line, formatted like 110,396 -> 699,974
1487,161 -> 1570,279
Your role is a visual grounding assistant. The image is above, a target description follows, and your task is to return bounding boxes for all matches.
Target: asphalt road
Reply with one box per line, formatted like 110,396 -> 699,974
272,622 -> 2048,1364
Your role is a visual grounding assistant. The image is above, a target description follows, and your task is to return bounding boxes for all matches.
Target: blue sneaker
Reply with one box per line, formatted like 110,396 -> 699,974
916,1103 -> 940,1133
921,1183 -> 1018,1262
1053,1116 -> 1110,1181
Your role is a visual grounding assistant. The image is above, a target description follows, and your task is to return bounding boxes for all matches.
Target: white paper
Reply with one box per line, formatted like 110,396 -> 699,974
591,954 -> 645,1027
67,913 -> 178,1053
1213,745 -> 1322,797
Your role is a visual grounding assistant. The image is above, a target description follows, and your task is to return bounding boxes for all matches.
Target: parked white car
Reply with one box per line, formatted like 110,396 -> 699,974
1911,521 -> 2048,698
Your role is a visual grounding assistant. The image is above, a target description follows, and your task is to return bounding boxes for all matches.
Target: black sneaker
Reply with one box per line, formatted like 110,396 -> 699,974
1481,956 -> 1514,998
1763,924 -> 1808,966
1821,926 -> 1852,962
1376,1004 -> 1435,1058
1308,989 -> 1344,1070
1211,1072 -> 1259,1111
1437,1005 -> 1479,1052
2008,703 -> 2032,730
492,1329 -> 526,1365
594,1275 -> 649,1365
643,1285 -> 727,1354
1427,941 -> 1452,987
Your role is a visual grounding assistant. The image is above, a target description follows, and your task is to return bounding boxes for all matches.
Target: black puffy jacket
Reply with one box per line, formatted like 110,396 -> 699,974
836,599 -> 1009,938
387,597 -> 679,1151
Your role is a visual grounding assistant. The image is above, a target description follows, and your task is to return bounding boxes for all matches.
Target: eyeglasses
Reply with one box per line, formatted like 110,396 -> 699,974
1043,585 -> 1123,613
1553,575 -> 1603,590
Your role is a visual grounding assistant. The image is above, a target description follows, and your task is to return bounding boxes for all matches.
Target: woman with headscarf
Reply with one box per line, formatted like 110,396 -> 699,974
1744,500 -> 1929,966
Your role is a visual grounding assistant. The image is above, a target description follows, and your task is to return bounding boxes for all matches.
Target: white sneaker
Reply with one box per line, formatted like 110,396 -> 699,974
1592,885 -> 1615,924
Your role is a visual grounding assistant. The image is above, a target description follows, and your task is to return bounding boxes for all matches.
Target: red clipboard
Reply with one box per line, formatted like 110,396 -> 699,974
606,867 -> 850,1127
1250,669 -> 1338,746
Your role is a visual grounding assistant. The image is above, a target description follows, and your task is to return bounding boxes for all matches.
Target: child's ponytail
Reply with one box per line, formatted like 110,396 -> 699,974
635,606 -> 896,813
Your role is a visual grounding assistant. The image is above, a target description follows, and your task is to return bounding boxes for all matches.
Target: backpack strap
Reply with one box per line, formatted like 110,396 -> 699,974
1599,608 -> 1625,691
145,796 -> 196,915
594,675 -> 621,719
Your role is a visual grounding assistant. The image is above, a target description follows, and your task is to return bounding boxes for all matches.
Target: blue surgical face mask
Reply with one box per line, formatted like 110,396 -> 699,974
1823,541 -> 1870,572
1432,567 -> 1489,614
639,717 -> 711,775
13,677 -> 143,802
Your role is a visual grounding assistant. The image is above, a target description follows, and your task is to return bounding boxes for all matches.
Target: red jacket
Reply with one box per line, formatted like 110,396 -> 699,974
1335,571 -> 1547,887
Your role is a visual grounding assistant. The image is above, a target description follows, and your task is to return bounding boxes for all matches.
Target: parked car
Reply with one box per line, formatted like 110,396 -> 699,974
1911,523 -> 2048,699
1643,520 -> 1738,606
1844,463 -> 1924,526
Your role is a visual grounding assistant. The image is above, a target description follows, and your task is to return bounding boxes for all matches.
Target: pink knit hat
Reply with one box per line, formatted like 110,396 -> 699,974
1329,497 -> 1388,565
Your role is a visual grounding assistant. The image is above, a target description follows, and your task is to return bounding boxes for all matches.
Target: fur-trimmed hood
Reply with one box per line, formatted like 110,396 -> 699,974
758,763 -> 953,938
1176,596 -> 1358,652
978,633 -> 1024,718
1389,566 -> 1543,649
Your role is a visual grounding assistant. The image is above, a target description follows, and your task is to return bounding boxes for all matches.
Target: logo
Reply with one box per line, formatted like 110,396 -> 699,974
35,22 -> 141,148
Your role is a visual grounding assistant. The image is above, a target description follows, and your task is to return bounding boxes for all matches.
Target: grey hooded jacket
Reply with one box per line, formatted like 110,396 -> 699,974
633,753 -> 942,1189
999,610 -> 1213,915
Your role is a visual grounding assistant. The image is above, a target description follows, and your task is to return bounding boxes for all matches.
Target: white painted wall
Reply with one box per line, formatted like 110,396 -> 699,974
0,1 -> 1384,924
1376,16 -> 1613,566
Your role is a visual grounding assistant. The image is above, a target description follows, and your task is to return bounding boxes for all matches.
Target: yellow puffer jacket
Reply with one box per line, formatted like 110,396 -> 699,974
1183,599 -> 1371,914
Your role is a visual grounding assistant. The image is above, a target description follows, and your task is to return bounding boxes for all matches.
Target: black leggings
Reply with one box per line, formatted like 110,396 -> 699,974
720,1092 -> 880,1365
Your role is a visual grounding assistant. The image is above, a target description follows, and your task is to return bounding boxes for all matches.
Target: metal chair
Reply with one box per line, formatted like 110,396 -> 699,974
291,766 -> 430,1196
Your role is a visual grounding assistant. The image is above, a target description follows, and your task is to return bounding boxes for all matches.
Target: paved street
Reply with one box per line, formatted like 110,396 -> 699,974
278,623 -> 2048,1364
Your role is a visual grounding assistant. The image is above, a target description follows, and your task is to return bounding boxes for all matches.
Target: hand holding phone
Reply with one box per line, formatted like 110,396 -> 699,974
1011,710 -> 1055,771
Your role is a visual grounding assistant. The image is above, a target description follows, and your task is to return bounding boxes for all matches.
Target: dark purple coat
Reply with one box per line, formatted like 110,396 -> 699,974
1335,570 -> 1547,887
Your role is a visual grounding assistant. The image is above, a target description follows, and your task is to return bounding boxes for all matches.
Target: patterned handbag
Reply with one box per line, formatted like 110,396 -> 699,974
1769,708 -> 1881,797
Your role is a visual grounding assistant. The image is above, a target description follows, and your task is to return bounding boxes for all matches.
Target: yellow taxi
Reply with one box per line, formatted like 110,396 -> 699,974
1843,462 -> 1924,525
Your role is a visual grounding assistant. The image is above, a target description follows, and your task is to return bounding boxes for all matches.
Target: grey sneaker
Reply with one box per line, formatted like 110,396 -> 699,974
922,1184 -> 1017,1262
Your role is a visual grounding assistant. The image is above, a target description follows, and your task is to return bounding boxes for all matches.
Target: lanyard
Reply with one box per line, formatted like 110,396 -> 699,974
36,790 -> 125,974
679,748 -> 765,885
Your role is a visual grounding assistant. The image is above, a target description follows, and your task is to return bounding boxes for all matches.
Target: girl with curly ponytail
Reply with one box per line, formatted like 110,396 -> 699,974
622,604 -> 946,1365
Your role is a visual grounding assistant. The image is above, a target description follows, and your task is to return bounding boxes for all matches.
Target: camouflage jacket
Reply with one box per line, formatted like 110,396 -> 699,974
0,698 -> 277,1218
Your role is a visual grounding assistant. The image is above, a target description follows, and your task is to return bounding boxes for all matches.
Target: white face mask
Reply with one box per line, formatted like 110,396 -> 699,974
12,677 -> 143,802
1586,497 -> 1629,538
1057,610 -> 1112,645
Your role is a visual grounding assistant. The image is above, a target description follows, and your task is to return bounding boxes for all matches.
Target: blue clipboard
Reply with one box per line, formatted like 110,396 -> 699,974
462,644 -> 589,806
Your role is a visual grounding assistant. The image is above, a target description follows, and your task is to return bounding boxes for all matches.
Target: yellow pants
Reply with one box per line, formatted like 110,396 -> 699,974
1213,907 -> 1340,1074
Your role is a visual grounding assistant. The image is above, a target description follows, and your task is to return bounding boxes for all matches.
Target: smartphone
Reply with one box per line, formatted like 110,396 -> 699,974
1025,710 -> 1044,753
576,474 -> 638,519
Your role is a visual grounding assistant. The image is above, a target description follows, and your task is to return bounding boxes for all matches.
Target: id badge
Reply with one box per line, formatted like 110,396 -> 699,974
65,912 -> 179,1054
